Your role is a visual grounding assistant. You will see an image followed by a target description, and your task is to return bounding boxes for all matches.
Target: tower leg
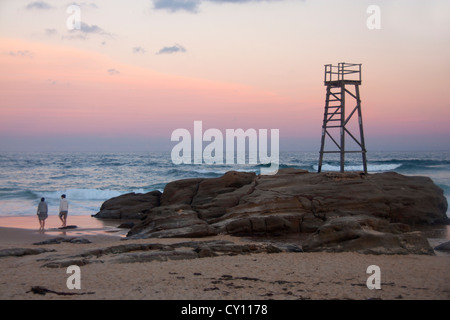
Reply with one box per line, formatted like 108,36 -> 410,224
339,84 -> 345,173
318,85 -> 331,173
355,85 -> 368,174
318,128 -> 325,173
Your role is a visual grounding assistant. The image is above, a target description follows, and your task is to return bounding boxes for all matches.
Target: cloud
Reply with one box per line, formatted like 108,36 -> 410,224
107,68 -> 120,76
152,0 -> 290,13
153,0 -> 200,13
79,22 -> 105,34
133,47 -> 146,54
67,2 -> 99,9
45,28 -> 58,36
156,44 -> 186,55
25,1 -> 54,10
63,22 -> 110,40
209,0 -> 265,3
7,50 -> 34,58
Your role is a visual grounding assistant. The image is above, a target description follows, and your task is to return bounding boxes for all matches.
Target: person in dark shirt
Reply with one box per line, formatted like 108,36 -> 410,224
37,197 -> 48,231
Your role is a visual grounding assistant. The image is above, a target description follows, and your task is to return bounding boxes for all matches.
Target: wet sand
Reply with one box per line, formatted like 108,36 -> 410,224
0,215 -> 128,237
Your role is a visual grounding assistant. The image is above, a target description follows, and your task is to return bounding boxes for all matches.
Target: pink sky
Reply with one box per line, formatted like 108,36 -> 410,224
0,0 -> 450,151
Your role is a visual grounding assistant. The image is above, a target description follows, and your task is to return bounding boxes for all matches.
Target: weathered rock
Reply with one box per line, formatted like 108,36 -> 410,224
96,169 -> 448,254
41,258 -> 91,268
266,243 -> 303,253
69,238 -> 92,244
33,237 -> 91,245
93,191 -> 161,219
39,239 -> 304,267
209,170 -> 448,237
127,204 -> 218,238
222,170 -> 448,226
214,213 -> 304,235
0,247 -> 55,258
195,246 -> 218,258
302,216 -> 434,255
77,243 -> 170,258
28,286 -> 95,296
58,225 -> 77,230
160,178 -> 204,205
33,238 -> 65,245
434,240 -> 450,252
111,250 -> 199,264
117,222 -> 135,229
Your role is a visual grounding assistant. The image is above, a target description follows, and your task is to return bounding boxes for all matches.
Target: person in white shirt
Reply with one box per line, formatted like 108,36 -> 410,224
59,194 -> 69,228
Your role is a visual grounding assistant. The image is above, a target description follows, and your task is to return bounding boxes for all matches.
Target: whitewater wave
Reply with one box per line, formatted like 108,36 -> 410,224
193,168 -> 260,175
0,190 -> 38,200
39,188 -> 149,201
312,163 -> 402,172
167,167 -> 261,177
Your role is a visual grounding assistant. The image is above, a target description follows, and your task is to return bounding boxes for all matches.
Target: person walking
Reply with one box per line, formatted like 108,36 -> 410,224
59,194 -> 69,228
37,197 -> 48,231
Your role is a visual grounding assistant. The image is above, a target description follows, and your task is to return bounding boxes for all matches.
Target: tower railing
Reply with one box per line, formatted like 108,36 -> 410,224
324,62 -> 361,85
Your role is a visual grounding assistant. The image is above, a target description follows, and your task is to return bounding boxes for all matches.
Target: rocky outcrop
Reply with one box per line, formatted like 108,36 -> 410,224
93,190 -> 161,219
95,169 -> 449,254
39,240 -> 302,267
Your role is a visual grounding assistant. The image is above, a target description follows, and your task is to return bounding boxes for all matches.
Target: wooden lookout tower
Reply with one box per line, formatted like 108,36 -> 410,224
318,62 -> 368,173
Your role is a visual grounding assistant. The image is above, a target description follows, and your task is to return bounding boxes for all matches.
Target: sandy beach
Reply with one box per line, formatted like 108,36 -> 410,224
0,216 -> 449,301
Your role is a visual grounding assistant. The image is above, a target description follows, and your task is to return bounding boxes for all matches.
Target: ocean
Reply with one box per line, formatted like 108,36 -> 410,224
0,151 -> 449,218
